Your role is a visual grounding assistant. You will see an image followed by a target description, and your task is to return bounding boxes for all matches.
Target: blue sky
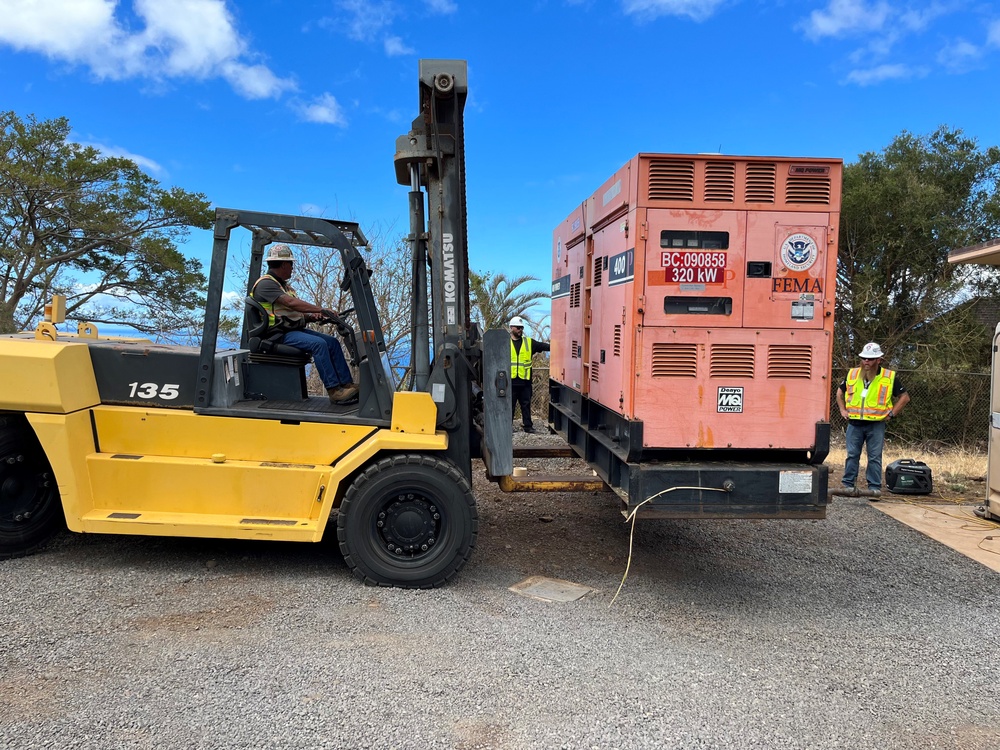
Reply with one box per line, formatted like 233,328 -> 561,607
2,0 -> 999,308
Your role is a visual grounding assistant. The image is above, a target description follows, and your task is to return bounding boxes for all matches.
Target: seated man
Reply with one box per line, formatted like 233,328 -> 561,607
251,244 -> 359,404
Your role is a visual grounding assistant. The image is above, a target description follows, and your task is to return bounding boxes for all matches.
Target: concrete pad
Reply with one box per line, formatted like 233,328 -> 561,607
873,501 -> 1000,574
509,575 -> 593,602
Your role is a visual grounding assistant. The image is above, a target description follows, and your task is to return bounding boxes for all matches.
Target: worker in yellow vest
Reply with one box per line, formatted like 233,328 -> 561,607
510,316 -> 549,433
835,342 -> 911,496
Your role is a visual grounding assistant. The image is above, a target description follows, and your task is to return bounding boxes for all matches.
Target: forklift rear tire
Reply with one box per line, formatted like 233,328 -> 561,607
0,416 -> 64,560
337,454 -> 478,588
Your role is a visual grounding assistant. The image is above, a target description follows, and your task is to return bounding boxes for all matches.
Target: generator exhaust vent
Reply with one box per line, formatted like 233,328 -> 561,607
705,161 -> 736,202
648,160 -> 695,202
786,175 -> 832,205
745,162 -> 776,203
710,344 -> 755,378
767,345 -> 812,378
651,343 -> 698,378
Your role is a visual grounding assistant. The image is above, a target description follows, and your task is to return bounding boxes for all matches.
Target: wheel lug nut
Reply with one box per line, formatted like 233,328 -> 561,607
376,520 -> 383,528
421,544 -> 428,551
433,513 -> 440,520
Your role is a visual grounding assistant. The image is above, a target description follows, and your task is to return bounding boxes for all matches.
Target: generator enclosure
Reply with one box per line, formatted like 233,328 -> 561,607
885,459 -> 933,495
549,153 -> 842,518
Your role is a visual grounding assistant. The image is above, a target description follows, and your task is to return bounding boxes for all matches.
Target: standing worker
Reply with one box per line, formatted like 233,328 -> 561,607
509,316 -> 550,433
251,244 -> 359,404
836,342 -> 911,496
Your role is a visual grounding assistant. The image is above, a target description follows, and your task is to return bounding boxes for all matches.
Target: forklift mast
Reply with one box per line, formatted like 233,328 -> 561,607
395,60 -> 479,480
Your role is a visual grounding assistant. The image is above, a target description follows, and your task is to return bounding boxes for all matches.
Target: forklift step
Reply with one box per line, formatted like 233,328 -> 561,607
79,509 -> 320,541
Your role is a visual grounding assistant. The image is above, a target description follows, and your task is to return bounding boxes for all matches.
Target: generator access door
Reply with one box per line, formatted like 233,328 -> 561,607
743,215 -> 832,330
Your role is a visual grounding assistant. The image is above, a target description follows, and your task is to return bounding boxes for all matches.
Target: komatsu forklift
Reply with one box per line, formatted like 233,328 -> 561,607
0,60 -> 513,588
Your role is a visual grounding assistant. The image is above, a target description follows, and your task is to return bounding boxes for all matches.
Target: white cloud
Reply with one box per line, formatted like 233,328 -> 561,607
425,0 -> 457,13
845,63 -> 914,85
293,93 -> 347,125
802,0 -> 892,40
988,20 -> 1000,48
622,0 -> 726,22
76,139 -> 165,176
0,0 -> 294,99
936,39 -> 981,73
336,0 -> 396,42
384,35 -> 414,56
0,0 -> 115,57
222,62 -> 296,99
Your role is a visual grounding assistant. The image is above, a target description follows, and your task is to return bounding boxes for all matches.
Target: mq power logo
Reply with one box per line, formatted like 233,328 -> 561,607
717,387 -> 744,413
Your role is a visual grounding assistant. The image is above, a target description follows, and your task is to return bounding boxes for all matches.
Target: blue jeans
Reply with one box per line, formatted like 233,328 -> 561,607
843,420 -> 887,490
282,329 -> 352,389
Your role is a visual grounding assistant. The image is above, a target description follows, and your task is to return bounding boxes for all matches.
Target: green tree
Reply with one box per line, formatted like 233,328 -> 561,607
836,126 -> 1000,372
469,270 -> 549,332
0,111 -> 213,335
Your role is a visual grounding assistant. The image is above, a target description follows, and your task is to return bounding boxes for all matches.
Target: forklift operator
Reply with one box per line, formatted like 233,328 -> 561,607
251,244 -> 359,404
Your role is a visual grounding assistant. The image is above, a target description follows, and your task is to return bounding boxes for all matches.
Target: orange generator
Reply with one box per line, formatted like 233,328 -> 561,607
549,153 -> 842,519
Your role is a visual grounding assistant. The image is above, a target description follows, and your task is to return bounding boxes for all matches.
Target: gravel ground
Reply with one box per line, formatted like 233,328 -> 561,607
2,431 -> 1000,749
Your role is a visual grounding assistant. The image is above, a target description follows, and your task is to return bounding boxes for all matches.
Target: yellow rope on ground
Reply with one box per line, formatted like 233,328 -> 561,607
894,496 -> 1000,529
609,485 -> 727,608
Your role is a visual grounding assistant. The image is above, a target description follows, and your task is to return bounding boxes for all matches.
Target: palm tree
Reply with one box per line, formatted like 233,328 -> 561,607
469,271 -> 549,332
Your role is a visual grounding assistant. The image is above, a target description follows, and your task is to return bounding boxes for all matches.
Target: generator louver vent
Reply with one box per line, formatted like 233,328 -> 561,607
591,362 -> 600,383
613,325 -> 622,357
570,282 -> 581,308
767,345 -> 812,378
648,160 -> 695,201
651,343 -> 698,378
593,256 -> 603,286
786,175 -> 832,205
745,163 -> 776,203
571,340 -> 579,359
705,161 -> 736,202
710,344 -> 755,378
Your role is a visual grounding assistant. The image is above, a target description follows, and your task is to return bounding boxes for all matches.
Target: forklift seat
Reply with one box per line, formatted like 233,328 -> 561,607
243,296 -> 312,361
243,296 -> 310,399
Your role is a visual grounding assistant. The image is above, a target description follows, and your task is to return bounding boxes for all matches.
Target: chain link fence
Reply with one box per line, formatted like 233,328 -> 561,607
531,367 -> 992,451
830,369 -> 991,450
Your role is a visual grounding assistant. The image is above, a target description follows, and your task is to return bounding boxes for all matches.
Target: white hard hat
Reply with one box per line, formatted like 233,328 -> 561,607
509,316 -> 527,328
264,243 -> 294,263
859,342 -> 884,359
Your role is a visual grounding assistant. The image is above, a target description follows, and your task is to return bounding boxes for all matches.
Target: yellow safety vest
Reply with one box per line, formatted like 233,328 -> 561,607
511,337 -> 533,380
845,366 -> 896,421
251,274 -> 306,331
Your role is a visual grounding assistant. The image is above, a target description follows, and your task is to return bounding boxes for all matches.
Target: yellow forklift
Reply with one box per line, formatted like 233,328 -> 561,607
0,60 -> 514,587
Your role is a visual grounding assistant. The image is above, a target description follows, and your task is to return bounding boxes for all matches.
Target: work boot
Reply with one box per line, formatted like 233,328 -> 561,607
327,383 -> 359,404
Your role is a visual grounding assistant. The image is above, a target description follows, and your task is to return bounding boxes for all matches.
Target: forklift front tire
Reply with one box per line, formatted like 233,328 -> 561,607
337,454 -> 478,588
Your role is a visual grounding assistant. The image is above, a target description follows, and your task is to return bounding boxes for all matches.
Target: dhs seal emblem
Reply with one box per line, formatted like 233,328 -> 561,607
780,233 -> 818,272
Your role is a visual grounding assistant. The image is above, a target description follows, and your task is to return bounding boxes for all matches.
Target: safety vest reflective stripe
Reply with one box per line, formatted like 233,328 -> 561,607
845,367 -> 896,421
511,338 -> 533,379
